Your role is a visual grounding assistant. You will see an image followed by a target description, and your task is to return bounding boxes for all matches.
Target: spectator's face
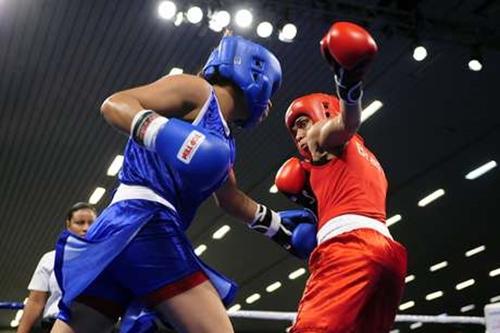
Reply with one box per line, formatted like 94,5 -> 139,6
66,208 -> 96,237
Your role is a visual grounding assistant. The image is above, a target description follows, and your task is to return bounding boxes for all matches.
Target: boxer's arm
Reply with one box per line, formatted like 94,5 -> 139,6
215,169 -> 317,259
214,169 -> 258,224
100,74 -> 211,134
313,22 -> 377,152
309,101 -> 361,152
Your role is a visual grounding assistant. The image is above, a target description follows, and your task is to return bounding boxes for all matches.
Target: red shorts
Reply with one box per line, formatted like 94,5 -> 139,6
291,229 -> 407,333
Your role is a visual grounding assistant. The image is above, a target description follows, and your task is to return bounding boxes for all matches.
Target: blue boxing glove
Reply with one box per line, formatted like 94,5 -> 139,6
250,205 -> 317,259
280,210 -> 318,259
131,110 -> 232,192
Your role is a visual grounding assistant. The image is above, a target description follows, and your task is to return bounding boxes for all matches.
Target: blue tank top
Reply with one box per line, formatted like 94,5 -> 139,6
119,89 -> 236,228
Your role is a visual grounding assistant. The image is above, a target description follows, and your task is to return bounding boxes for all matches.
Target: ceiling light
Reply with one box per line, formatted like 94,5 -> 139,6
256,21 -> 273,38
468,59 -> 482,71
168,67 -> 183,75
266,281 -> 282,293
209,10 -> 230,32
234,9 -> 253,28
413,46 -> 427,61
158,1 -> 177,20
10,309 -> 24,328
465,160 -> 497,180
186,6 -> 203,24
490,295 -> 500,303
467,47 -> 483,72
361,100 -> 383,123
208,22 -> 223,32
405,275 -> 415,283
399,300 -> 415,311
278,23 -> 297,42
425,290 -> 444,301
227,303 -> 241,313
245,293 -> 261,304
460,304 -> 475,312
194,244 -> 207,256
429,261 -> 448,272
410,322 -> 423,330
269,184 -> 278,193
288,268 -> 306,280
107,155 -> 124,176
212,225 -> 231,239
174,11 -> 184,26
213,10 -> 230,27
89,187 -> 106,204
455,279 -> 475,290
489,268 -> 500,277
465,245 -> 485,257
418,188 -> 445,207
14,310 -> 23,321
386,214 -> 402,227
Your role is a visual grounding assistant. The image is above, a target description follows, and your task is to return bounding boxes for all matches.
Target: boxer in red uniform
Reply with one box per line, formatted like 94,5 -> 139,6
275,22 -> 408,333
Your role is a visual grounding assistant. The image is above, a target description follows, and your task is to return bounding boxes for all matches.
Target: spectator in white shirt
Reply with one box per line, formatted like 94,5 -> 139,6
17,202 -> 96,333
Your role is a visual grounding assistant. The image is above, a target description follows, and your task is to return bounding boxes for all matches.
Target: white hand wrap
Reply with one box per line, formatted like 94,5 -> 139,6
130,110 -> 169,151
250,204 -> 281,238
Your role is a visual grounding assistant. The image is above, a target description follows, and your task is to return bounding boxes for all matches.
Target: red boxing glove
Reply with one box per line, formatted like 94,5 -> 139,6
275,157 -> 316,211
320,22 -> 378,103
275,157 -> 306,194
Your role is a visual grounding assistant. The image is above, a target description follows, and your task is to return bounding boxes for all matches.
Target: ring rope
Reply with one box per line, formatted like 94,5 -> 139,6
0,302 -> 486,325
228,310 -> 486,325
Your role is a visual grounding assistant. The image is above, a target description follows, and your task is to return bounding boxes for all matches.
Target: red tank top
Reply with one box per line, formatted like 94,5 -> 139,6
309,135 -> 387,229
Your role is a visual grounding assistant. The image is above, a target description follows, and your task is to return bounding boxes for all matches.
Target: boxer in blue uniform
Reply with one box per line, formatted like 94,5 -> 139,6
51,35 -> 317,333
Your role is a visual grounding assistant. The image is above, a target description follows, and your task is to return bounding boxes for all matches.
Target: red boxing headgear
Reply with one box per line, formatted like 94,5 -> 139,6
285,93 -> 341,158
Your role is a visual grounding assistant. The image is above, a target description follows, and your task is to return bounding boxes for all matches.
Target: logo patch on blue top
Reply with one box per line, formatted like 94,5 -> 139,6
177,130 -> 206,164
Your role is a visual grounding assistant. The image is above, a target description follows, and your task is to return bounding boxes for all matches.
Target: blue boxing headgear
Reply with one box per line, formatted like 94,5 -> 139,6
202,36 -> 282,128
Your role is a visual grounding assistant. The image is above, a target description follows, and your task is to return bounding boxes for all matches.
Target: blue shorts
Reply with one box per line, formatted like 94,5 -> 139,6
56,199 -> 237,322
78,215 -> 207,315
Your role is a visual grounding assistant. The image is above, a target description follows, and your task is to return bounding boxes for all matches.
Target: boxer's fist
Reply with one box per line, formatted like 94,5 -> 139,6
275,157 -> 306,194
131,110 -> 231,193
275,158 -> 316,211
321,22 -> 378,72
291,222 -> 317,259
250,205 -> 317,259
278,209 -> 317,259
320,22 -> 378,103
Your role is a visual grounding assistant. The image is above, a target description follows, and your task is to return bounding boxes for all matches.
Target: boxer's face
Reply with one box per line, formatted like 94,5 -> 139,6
256,101 -> 273,124
292,115 -> 313,152
66,208 -> 96,237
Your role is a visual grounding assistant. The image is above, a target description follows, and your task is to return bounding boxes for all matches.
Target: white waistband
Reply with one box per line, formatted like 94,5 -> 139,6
110,184 -> 177,212
317,214 -> 392,245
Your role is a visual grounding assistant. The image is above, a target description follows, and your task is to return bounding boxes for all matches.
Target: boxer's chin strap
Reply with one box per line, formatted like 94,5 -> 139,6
130,110 -> 168,151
